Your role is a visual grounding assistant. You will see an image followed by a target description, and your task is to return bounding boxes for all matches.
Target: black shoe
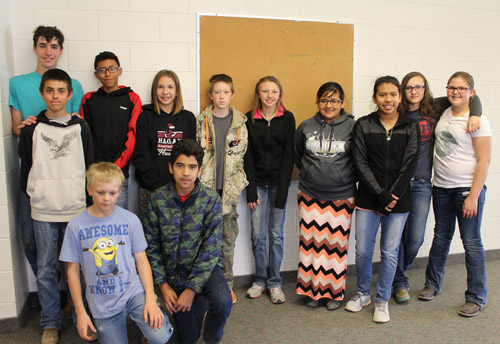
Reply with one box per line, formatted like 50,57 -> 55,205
418,286 -> 437,301
29,293 -> 40,309
458,302 -> 481,317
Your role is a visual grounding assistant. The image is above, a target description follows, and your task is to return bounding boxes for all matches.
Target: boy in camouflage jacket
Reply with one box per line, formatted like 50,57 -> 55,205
196,74 -> 248,303
144,139 -> 232,344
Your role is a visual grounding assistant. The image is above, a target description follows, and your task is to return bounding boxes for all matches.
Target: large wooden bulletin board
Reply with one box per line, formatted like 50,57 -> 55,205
199,15 -> 354,125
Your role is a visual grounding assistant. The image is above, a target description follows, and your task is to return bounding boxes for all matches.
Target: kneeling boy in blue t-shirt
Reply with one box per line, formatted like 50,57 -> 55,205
60,162 -> 173,344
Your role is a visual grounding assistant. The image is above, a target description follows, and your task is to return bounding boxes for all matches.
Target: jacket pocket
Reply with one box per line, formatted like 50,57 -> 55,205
31,178 -> 85,213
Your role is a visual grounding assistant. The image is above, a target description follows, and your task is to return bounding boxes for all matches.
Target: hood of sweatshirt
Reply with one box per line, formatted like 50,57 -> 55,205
312,111 -> 355,153
142,103 -> 155,112
96,85 -> 132,97
36,111 -> 87,127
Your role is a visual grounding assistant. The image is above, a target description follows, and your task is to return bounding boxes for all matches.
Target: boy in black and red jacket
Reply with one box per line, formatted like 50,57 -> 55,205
81,51 -> 142,209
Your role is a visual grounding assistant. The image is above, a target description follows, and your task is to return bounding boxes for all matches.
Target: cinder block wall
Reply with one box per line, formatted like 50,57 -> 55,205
1,0 -> 499,319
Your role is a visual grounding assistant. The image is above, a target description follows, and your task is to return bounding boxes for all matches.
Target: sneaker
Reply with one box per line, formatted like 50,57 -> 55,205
270,287 -> 286,304
418,286 -> 437,301
458,301 -> 481,317
230,289 -> 237,304
394,288 -> 410,303
345,292 -> 371,312
326,300 -> 341,311
246,283 -> 266,299
306,298 -> 319,307
41,328 -> 59,344
373,301 -> 390,323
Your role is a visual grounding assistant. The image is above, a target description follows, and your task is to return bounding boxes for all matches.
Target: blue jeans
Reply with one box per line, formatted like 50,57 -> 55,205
33,220 -> 67,330
250,185 -> 286,288
19,191 -> 37,276
393,179 -> 432,291
354,209 -> 408,302
425,186 -> 487,306
94,292 -> 173,344
172,267 -> 232,344
116,178 -> 129,210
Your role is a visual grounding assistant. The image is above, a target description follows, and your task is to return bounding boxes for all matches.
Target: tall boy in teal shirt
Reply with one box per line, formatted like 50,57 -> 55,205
9,25 -> 84,279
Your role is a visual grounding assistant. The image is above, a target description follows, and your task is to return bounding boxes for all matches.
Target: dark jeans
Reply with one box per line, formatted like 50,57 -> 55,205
172,267 -> 232,344
393,179 -> 432,291
425,186 -> 487,306
19,191 -> 37,276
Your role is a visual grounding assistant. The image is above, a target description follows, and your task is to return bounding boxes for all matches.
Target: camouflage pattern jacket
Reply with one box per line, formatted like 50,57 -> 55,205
196,105 -> 249,215
144,179 -> 223,293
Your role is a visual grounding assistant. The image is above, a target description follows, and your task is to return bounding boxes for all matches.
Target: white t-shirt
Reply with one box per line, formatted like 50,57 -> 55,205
433,107 -> 491,188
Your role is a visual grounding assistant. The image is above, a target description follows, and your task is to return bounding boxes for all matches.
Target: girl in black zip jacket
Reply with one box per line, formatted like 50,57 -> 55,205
244,76 -> 295,304
345,76 -> 419,323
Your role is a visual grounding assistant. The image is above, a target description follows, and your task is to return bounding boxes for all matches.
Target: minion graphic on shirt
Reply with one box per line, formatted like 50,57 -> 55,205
83,237 -> 125,276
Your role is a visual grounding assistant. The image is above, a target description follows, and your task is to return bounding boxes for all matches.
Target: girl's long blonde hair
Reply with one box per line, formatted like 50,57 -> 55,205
151,69 -> 184,115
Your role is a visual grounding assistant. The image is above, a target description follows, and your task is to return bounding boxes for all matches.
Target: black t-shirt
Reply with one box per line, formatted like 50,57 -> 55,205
406,109 -> 433,180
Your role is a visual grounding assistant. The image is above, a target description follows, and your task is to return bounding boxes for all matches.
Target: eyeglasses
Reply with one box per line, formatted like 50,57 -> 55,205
96,67 -> 120,74
405,85 -> 425,92
318,99 -> 342,105
446,86 -> 470,93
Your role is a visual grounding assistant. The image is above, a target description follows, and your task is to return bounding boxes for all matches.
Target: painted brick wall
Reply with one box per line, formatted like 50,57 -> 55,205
1,0 -> 499,318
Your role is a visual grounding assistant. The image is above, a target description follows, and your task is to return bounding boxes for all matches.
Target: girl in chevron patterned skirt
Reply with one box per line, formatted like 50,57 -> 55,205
294,82 -> 356,310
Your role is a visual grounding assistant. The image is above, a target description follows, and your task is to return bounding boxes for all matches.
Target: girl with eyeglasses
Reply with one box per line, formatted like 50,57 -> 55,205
392,72 -> 482,304
132,70 -> 196,222
346,76 -> 419,323
419,72 -> 491,318
243,76 -> 295,304
294,82 -> 356,311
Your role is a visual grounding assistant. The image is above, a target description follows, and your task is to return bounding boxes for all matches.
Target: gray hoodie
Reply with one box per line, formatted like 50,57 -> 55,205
294,111 -> 356,201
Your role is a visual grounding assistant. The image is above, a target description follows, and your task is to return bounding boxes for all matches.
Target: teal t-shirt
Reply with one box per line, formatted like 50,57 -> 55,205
9,71 -> 84,120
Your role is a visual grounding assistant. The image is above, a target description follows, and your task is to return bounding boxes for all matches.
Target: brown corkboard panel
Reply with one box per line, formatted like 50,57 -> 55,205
199,15 -> 354,123
199,15 -> 354,180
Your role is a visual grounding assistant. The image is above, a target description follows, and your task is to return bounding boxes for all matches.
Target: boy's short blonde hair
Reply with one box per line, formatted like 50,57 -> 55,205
209,74 -> 234,93
86,162 -> 125,189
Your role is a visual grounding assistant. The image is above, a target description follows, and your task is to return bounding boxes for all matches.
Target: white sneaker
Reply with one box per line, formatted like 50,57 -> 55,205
246,282 -> 266,299
345,292 -> 371,312
373,301 -> 390,323
270,286 -> 286,304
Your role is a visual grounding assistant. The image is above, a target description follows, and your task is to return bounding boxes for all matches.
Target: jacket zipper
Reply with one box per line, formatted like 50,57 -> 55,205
265,118 -> 271,186
384,122 -> 390,190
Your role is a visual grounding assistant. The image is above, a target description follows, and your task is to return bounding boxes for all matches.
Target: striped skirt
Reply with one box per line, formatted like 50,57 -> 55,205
296,191 -> 354,300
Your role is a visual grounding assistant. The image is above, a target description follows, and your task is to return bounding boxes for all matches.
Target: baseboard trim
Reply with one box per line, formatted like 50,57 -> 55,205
0,291 -> 68,334
233,248 -> 500,288
0,292 -> 33,333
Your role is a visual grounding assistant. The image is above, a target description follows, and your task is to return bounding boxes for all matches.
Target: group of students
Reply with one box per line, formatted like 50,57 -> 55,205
291,72 -> 490,325
10,26 -> 242,344
8,24 -> 491,344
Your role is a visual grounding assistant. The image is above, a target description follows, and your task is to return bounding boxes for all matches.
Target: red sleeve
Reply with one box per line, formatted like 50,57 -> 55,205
80,92 -> 93,119
114,92 -> 142,169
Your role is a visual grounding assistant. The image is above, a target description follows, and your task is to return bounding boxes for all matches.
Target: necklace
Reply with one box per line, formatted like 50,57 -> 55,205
386,128 -> 393,141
